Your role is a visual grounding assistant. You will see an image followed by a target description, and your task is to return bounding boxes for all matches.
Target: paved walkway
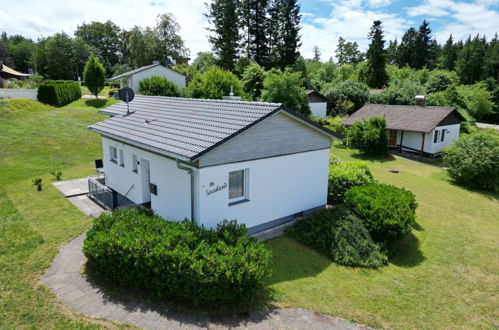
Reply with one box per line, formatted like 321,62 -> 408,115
42,233 -> 369,329
53,178 -> 107,218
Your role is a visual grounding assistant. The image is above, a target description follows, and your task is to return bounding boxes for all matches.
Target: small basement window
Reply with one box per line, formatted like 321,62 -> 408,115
132,154 -> 138,173
229,169 -> 248,204
119,149 -> 125,167
109,146 -> 117,163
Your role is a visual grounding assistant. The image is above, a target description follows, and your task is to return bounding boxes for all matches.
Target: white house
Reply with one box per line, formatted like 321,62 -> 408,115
88,95 -> 340,234
306,89 -> 328,117
108,62 -> 187,93
343,96 -> 465,156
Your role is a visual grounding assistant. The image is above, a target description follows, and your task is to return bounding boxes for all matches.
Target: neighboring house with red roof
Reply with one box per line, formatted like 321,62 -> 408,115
343,96 -> 465,156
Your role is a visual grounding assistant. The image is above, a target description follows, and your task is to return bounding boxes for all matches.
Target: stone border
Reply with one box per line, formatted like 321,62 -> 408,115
41,233 -> 368,330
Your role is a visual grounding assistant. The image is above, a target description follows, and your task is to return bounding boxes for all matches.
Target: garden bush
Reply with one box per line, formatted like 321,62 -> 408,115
138,76 -> 180,97
346,116 -> 388,155
286,206 -> 387,268
83,208 -> 272,307
345,183 -> 418,244
323,80 -> 370,115
442,130 -> 499,191
328,161 -> 374,204
37,80 -> 81,107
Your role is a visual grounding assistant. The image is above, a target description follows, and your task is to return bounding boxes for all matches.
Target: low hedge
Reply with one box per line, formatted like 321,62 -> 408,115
83,208 -> 272,307
286,206 -> 387,268
328,160 -> 374,204
345,183 -> 418,243
37,80 -> 81,107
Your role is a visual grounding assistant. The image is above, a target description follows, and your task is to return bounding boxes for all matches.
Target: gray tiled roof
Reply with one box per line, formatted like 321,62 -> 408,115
89,95 -> 337,161
343,104 -> 462,133
108,64 -> 185,81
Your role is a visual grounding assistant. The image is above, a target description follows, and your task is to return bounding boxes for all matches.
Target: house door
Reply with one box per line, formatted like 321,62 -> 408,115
389,130 -> 398,147
140,159 -> 151,202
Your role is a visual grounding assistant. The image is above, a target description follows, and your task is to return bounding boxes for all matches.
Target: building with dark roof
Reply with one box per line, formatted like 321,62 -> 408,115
88,95 -> 339,234
343,96 -> 464,155
108,62 -> 186,93
306,89 -> 328,117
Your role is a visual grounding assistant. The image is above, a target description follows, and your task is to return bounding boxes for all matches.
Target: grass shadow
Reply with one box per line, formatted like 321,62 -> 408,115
389,232 -> 426,268
84,99 -> 108,108
446,179 -> 499,202
351,152 -> 396,163
413,222 -> 424,231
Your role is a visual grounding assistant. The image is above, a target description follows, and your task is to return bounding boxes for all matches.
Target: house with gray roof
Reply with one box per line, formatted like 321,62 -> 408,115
109,62 -> 187,93
88,95 -> 339,234
343,96 -> 465,156
306,89 -> 328,117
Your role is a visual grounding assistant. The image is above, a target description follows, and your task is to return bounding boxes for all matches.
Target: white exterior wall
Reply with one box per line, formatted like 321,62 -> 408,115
396,123 -> 460,154
102,137 -> 192,221
0,88 -> 37,100
196,149 -> 330,231
119,66 -> 186,92
309,102 -> 327,117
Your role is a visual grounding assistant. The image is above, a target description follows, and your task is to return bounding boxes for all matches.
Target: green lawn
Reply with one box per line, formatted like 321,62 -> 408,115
80,86 -> 111,97
268,145 -> 499,329
0,99 -> 497,329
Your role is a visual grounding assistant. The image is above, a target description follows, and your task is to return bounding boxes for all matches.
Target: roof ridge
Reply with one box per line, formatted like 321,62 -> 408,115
134,95 -> 282,107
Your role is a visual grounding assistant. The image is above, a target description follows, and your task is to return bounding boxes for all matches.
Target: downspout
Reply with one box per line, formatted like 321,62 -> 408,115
177,160 -> 195,223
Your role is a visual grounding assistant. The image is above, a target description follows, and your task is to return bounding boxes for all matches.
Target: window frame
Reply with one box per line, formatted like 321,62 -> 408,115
441,129 -> 446,142
119,149 -> 125,167
228,169 -> 249,205
132,154 -> 138,173
433,130 -> 440,143
109,146 -> 117,163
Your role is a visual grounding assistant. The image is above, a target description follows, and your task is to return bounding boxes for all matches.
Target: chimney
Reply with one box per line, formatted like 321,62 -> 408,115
152,60 -> 160,65
415,95 -> 426,107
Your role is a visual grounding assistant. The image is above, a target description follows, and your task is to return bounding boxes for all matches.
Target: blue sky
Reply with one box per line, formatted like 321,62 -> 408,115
0,0 -> 498,60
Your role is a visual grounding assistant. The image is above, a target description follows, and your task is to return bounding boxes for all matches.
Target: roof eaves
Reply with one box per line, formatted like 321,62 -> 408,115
279,106 -> 342,140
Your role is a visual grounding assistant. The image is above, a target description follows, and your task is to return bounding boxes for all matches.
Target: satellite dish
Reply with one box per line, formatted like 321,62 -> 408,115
118,87 -> 135,103
118,87 -> 135,116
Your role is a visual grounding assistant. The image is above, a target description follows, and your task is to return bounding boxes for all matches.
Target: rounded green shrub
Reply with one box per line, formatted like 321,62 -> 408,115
442,130 -> 499,191
345,183 -> 418,243
138,76 -> 180,97
83,208 -> 272,307
323,80 -> 370,115
346,116 -> 388,155
286,206 -> 387,268
328,161 -> 374,204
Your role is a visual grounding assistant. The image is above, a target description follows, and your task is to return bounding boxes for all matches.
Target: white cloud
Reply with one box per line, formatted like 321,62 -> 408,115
0,0 -> 210,57
366,0 -> 391,8
406,0 -> 499,43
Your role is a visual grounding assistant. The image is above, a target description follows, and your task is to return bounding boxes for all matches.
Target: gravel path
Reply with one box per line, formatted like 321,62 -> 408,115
41,233 -> 369,330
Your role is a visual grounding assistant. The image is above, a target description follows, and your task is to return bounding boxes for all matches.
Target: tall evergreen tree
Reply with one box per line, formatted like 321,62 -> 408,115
366,20 -> 388,88
456,34 -> 487,84
205,0 -> 241,71
440,34 -> 457,71
397,27 -> 418,67
268,0 -> 301,69
414,20 -> 435,69
386,39 -> 398,65
312,45 -> 321,61
240,0 -> 270,68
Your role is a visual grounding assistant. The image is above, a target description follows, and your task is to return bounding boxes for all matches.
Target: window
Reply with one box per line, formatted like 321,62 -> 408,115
109,146 -> 117,163
441,129 -> 446,142
132,154 -> 138,173
229,169 -> 248,204
433,130 -> 440,143
119,149 -> 124,167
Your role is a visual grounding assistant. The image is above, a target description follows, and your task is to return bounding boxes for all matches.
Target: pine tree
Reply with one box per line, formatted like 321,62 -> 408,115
240,0 -> 270,67
366,20 -> 388,88
268,0 -> 301,69
440,34 -> 457,71
397,27 -> 418,67
386,39 -> 398,65
205,0 -> 241,71
312,45 -> 321,61
456,34 -> 487,84
336,36 -> 363,65
414,20 -> 434,69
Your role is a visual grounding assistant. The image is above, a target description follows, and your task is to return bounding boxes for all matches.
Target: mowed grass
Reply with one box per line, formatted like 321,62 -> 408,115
267,145 -> 499,329
0,99 -> 497,329
0,99 -> 126,328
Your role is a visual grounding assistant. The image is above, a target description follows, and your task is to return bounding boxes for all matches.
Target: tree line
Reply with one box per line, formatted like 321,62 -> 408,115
0,14 -> 188,80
